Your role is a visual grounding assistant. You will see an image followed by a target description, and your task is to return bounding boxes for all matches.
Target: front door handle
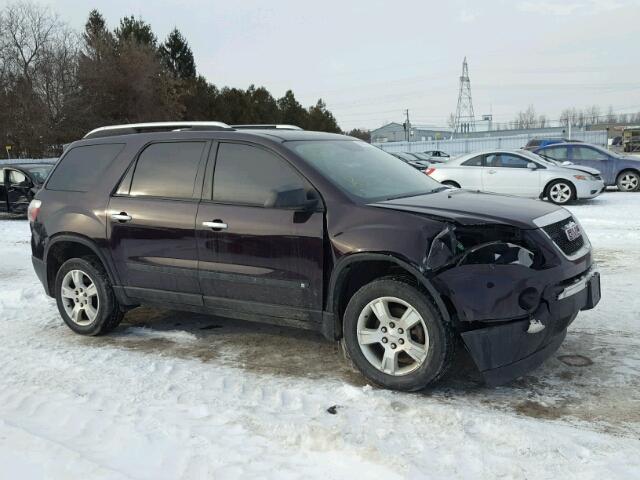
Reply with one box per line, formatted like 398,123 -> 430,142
203,220 -> 228,231
487,169 -> 497,174
111,212 -> 132,222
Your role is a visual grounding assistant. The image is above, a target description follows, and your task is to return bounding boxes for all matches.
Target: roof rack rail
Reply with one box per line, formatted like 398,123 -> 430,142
232,124 -> 303,131
83,121 -> 233,139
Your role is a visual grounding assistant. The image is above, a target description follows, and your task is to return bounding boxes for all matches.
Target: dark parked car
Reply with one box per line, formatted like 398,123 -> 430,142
423,150 -> 451,161
391,152 -> 430,170
1,161 -> 55,214
534,142 -> 640,191
29,122 -> 600,391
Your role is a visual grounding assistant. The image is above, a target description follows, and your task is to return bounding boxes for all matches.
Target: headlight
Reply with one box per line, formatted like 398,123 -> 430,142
573,175 -> 588,181
425,224 -> 541,271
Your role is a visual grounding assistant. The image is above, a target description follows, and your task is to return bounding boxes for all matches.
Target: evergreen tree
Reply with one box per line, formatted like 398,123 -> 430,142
160,28 -> 196,79
115,16 -> 157,47
307,99 -> 340,133
277,90 -> 308,128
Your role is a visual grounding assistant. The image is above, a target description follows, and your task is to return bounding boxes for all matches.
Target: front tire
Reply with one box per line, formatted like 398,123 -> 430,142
616,171 -> 640,192
55,257 -> 123,335
546,180 -> 575,204
341,277 -> 454,391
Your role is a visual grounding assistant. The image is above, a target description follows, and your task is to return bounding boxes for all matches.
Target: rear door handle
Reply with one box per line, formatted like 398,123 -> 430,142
202,220 -> 228,230
111,212 -> 132,222
488,169 -> 497,174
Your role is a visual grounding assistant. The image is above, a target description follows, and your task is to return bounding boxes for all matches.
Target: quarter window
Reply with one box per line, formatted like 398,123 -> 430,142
129,142 -> 206,199
9,170 -> 27,184
213,143 -> 306,207
462,155 -> 483,166
47,144 -> 125,192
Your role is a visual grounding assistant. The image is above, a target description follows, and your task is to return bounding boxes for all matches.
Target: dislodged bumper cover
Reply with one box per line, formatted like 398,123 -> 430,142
460,268 -> 600,385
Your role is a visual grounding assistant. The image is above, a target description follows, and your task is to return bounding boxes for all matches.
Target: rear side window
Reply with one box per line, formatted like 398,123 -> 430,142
129,142 -> 206,199
213,143 -> 306,207
47,144 -> 125,192
539,146 -> 568,161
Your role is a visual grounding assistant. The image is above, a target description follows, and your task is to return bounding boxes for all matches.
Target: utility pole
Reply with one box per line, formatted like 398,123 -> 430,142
403,109 -> 411,142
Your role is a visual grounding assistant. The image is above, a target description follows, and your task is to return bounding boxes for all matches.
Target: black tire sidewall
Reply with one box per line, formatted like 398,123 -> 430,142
54,258 -> 118,335
342,279 -> 449,391
547,180 -> 574,204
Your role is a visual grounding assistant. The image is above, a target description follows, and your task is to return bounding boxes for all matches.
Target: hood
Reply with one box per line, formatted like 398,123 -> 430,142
371,189 -> 562,230
559,164 -> 601,175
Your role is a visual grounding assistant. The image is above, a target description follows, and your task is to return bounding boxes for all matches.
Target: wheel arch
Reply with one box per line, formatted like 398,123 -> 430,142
616,168 -> 640,181
326,253 -> 451,340
543,178 -> 576,200
44,233 -> 119,297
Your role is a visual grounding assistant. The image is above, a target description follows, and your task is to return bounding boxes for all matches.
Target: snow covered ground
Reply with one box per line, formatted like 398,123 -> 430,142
0,191 -> 639,479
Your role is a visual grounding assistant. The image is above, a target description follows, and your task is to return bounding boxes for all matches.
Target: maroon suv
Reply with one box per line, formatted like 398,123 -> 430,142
29,122 -> 600,391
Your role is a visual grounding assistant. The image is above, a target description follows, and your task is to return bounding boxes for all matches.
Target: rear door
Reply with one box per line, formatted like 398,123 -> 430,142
195,142 -> 324,321
108,141 -> 208,305
481,153 -> 541,197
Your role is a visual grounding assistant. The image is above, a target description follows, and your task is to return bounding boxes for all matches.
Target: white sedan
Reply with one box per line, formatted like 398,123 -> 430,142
426,149 -> 605,205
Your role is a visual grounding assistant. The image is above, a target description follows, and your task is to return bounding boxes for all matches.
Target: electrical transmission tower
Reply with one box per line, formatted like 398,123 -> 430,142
453,57 -> 475,135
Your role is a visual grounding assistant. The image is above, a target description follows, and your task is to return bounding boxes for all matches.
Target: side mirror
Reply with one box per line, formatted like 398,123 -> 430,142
562,161 -> 572,166
264,187 -> 320,211
527,162 -> 537,170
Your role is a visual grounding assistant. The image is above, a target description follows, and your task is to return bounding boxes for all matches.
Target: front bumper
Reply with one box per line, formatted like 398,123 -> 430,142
458,266 -> 600,385
575,179 -> 605,199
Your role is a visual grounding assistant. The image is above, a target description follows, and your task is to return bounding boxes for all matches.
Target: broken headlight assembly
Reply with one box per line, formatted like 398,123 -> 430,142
425,224 -> 543,271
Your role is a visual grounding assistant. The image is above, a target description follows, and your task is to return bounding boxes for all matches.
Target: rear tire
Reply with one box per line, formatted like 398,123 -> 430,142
55,257 -> 123,336
546,180 -> 575,205
616,171 -> 640,192
341,277 -> 454,391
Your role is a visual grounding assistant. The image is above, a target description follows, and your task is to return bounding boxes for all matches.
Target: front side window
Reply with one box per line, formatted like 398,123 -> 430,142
9,170 -> 27,185
129,142 -> 205,199
47,143 -> 125,192
213,143 -> 307,206
572,146 -> 608,161
285,140 -> 444,202
496,154 -> 530,168
22,165 -> 52,184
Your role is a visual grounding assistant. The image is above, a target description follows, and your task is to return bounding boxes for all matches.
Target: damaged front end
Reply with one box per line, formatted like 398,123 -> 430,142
423,221 -> 600,386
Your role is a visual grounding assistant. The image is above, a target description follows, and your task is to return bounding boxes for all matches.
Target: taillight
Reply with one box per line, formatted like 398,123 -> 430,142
425,167 -> 436,176
28,199 -> 41,223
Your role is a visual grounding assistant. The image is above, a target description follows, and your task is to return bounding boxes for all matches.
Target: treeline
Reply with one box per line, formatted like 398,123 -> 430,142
505,105 -> 640,130
0,2 -> 342,158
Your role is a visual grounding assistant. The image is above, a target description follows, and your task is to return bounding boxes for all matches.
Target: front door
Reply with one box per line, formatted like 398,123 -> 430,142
196,142 -> 324,322
108,141 -> 208,304
5,169 -> 33,213
570,146 -> 615,184
482,153 -> 541,197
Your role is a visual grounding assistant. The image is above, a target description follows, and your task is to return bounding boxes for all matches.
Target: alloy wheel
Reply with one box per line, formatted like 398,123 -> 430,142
61,269 -> 99,326
619,173 -> 639,191
356,296 -> 429,376
549,182 -> 572,204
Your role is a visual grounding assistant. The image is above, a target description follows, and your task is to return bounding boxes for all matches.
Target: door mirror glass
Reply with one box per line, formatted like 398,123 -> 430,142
527,162 -> 537,170
264,187 -> 319,211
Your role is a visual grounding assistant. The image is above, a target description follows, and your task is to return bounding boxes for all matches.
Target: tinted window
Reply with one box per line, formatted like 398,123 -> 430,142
539,146 -> 568,161
130,142 -> 205,199
213,143 -> 307,206
496,154 -> 529,168
573,146 -> 608,161
286,140 -> 444,202
22,165 -> 52,184
47,144 -> 124,192
462,155 -> 483,166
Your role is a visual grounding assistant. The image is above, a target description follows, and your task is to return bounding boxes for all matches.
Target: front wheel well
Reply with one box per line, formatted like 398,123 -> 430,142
617,168 -> 640,180
331,259 -> 443,339
45,241 -> 104,297
441,180 -> 460,188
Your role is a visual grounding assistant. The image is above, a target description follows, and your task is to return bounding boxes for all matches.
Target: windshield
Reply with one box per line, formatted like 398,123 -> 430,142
286,140 -> 445,202
20,165 -> 53,183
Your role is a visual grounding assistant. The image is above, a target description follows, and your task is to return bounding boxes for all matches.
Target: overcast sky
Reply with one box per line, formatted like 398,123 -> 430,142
44,0 -> 640,130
